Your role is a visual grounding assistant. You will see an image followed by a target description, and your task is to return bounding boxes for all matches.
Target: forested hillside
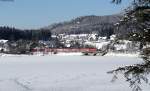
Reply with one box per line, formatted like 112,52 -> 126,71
0,26 -> 51,41
43,15 -> 122,36
0,15 -> 123,41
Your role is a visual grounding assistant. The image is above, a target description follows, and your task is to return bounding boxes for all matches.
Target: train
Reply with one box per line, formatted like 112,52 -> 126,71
32,48 -> 96,53
31,48 -> 108,56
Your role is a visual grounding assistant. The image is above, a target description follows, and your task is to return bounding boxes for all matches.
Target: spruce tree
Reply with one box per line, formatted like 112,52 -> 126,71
108,0 -> 150,91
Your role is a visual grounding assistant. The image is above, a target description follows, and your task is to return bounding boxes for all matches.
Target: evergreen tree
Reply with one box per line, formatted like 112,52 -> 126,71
108,0 -> 150,91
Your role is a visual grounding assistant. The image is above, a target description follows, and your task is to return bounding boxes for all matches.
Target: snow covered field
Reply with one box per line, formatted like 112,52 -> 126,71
0,55 -> 149,91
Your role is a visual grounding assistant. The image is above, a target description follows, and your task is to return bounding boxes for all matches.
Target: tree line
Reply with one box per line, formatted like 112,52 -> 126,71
0,26 -> 51,41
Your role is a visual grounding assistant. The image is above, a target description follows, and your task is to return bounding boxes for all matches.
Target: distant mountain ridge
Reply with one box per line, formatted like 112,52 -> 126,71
43,15 -> 122,36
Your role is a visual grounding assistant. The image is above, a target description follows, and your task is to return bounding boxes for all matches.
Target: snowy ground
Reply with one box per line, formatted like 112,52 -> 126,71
0,55 -> 149,91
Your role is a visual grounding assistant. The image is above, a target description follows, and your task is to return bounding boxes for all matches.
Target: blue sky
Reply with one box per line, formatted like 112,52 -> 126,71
0,0 -> 131,29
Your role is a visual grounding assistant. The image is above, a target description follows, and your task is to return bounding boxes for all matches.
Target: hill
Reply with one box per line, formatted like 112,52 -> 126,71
43,15 -> 122,36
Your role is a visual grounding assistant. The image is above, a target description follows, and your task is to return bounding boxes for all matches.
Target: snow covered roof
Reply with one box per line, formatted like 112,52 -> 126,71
85,41 -> 110,49
0,40 -> 8,43
114,44 -> 127,50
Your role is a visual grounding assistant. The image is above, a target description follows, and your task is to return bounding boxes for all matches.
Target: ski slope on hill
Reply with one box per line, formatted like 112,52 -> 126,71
0,55 -> 149,91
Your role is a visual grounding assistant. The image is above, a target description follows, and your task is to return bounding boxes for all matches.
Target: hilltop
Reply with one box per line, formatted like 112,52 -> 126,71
43,15 -> 122,36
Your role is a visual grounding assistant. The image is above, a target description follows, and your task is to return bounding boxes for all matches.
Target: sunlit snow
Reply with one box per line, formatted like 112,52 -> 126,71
0,55 -> 149,91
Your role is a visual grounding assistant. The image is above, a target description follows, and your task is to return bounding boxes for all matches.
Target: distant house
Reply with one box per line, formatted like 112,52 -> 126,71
39,40 -> 60,48
113,40 -> 140,53
88,34 -> 98,41
0,39 -> 8,52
